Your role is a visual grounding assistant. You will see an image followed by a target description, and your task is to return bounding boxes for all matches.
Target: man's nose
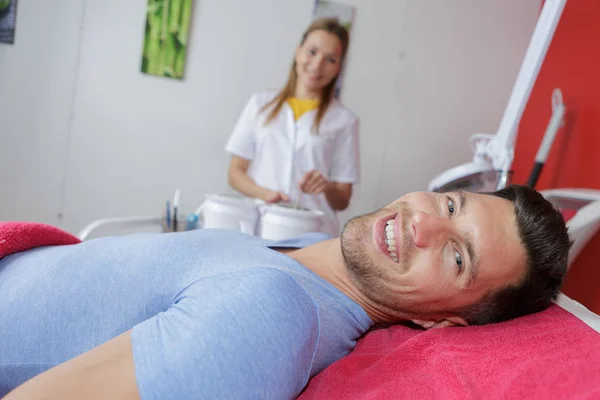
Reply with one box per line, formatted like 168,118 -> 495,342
411,211 -> 452,248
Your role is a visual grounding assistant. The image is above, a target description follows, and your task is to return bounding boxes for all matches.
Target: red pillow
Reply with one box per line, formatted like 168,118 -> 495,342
300,305 -> 600,400
0,222 -> 80,259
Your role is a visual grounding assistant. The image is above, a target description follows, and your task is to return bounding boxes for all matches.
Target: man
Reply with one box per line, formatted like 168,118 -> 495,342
1,185 -> 571,399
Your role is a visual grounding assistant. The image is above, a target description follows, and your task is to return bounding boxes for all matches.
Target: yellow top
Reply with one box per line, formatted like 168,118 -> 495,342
287,97 -> 320,121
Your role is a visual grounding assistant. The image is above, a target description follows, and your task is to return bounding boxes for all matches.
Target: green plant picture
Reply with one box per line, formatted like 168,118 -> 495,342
141,0 -> 192,80
0,0 -> 18,44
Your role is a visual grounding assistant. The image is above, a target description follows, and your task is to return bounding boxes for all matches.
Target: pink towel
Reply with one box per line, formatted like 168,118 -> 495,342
299,305 -> 600,399
0,222 -> 81,259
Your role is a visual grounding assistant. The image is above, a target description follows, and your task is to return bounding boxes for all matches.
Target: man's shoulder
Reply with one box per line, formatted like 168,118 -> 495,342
227,267 -> 317,309
181,266 -> 321,352
133,266 -> 321,399
187,266 -> 317,312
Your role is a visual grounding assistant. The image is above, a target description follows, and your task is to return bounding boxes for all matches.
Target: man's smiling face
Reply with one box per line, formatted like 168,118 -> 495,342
340,190 -> 526,319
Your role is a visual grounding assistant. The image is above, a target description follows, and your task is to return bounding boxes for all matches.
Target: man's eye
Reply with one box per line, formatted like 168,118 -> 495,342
309,49 -> 317,55
447,197 -> 455,217
455,250 -> 463,272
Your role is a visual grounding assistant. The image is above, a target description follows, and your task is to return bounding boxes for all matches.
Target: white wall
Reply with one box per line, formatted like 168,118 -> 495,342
0,0 -> 84,223
0,0 -> 541,234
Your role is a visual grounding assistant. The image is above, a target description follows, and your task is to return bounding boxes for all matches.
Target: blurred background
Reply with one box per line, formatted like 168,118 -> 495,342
0,0 -> 597,236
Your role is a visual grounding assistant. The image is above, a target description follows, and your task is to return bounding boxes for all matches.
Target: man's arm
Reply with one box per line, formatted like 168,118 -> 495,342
6,269 -> 319,400
4,331 -> 139,400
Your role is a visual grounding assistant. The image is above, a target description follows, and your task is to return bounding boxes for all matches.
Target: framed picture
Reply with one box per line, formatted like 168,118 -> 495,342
0,0 -> 18,44
141,0 -> 193,80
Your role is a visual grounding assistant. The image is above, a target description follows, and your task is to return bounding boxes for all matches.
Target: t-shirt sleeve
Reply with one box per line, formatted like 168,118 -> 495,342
131,268 -> 319,400
329,116 -> 360,184
225,94 -> 260,161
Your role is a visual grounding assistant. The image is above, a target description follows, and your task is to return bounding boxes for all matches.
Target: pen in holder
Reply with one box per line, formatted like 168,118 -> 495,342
173,189 -> 181,232
161,214 -> 189,233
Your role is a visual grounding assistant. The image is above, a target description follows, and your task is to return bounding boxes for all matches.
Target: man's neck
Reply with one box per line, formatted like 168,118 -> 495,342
283,239 -> 405,324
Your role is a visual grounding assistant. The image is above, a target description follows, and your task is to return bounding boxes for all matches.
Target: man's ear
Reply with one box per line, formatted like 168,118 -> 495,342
411,316 -> 469,330
411,319 -> 436,329
442,316 -> 469,327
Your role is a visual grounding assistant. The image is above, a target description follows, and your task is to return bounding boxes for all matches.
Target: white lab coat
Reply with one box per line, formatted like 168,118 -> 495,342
225,91 -> 360,237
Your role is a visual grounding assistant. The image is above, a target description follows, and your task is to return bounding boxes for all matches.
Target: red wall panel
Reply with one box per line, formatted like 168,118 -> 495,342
512,0 -> 600,313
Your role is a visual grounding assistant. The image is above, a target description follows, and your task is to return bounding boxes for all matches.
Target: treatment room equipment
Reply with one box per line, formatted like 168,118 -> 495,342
428,0 -> 567,193
77,192 -> 326,241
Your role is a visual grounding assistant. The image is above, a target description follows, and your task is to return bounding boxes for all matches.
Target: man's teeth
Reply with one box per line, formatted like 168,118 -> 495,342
385,219 -> 398,262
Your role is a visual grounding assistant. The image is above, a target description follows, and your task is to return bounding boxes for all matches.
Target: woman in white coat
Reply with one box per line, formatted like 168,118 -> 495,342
225,18 -> 360,237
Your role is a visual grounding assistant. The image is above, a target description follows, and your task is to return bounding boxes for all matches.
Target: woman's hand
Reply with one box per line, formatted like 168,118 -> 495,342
263,190 -> 290,204
299,170 -> 329,195
229,155 -> 290,204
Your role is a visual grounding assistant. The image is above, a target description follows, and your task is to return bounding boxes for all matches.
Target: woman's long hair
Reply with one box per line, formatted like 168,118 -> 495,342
260,18 -> 350,133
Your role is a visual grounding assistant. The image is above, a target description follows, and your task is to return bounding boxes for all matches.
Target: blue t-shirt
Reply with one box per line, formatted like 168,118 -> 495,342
0,229 -> 373,399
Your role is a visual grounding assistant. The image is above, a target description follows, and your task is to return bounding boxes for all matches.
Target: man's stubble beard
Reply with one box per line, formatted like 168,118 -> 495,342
340,206 -> 416,311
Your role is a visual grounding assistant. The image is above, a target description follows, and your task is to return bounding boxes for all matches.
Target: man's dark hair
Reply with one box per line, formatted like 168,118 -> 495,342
459,184 -> 572,325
